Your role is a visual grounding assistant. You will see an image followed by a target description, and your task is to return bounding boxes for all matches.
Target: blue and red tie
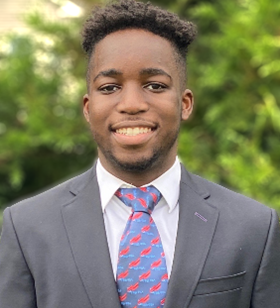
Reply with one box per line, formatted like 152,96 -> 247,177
115,186 -> 168,308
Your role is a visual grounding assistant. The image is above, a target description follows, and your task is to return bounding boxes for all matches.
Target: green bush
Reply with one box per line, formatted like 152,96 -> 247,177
1,0 -> 279,229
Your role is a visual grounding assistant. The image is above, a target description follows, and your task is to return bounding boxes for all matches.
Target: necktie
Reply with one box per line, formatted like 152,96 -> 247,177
115,186 -> 168,308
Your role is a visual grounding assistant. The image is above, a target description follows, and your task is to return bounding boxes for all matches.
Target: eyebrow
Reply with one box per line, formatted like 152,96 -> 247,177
93,67 -> 172,82
139,68 -> 172,80
93,69 -> 122,82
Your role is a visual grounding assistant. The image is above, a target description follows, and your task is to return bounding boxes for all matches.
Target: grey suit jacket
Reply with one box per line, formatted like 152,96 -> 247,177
0,165 -> 279,308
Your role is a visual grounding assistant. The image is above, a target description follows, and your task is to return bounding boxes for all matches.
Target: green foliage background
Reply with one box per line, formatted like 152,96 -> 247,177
1,0 -> 280,226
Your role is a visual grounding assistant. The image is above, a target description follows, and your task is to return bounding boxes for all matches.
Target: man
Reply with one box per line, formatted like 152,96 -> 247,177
0,0 -> 279,307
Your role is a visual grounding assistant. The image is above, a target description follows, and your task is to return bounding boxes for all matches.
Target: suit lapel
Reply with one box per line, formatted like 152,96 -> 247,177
164,166 -> 219,308
60,164 -> 219,308
61,169 -> 121,308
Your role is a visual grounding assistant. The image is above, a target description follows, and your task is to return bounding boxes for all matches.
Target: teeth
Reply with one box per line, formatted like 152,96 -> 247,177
116,127 -> 152,136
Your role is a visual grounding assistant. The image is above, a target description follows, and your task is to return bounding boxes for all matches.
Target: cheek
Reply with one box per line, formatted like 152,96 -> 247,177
88,103 -> 112,132
159,97 -> 182,121
89,93 -> 116,113
89,100 -> 107,118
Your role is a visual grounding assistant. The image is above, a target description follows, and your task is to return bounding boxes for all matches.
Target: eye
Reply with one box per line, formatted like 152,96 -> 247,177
144,83 -> 167,92
98,84 -> 120,94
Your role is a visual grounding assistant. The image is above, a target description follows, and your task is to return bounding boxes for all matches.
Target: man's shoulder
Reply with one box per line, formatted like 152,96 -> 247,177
181,167 -> 278,238
7,167 -> 96,217
181,165 -> 273,218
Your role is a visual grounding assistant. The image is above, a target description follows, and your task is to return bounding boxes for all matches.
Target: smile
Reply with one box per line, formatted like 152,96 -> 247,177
115,127 -> 153,136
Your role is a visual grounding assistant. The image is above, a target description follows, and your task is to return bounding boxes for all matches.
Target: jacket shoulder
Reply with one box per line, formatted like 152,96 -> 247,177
181,165 -> 274,220
7,167 -> 96,216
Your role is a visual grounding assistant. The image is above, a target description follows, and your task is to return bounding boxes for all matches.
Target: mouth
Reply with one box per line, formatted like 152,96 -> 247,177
115,127 -> 153,136
110,122 -> 157,146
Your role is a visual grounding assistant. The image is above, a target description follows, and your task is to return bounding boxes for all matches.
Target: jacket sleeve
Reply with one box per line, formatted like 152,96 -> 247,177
251,209 -> 280,307
0,207 -> 37,308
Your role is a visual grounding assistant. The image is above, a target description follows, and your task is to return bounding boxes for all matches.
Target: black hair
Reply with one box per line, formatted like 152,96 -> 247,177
82,0 -> 197,86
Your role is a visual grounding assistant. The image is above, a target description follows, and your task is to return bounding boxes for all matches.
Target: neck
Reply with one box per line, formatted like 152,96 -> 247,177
99,156 -> 177,187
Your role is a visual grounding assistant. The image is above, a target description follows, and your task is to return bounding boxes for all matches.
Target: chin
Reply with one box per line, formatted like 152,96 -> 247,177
106,151 -> 161,173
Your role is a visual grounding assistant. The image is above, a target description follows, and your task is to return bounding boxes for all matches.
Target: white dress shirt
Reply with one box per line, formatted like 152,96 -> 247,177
96,157 -> 181,278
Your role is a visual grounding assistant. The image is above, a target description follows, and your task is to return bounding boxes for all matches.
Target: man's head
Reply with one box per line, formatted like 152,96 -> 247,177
82,0 -> 196,91
82,0 -> 196,185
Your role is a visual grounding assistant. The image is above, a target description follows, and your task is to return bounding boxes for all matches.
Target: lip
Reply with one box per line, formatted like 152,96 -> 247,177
112,129 -> 155,146
110,121 -> 157,146
110,120 -> 157,131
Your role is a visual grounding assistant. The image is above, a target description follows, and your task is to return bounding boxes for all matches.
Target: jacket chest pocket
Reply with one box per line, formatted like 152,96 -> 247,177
189,271 -> 246,308
194,270 -> 246,296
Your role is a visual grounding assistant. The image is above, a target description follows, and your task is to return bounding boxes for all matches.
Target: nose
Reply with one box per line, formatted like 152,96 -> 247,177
116,83 -> 149,114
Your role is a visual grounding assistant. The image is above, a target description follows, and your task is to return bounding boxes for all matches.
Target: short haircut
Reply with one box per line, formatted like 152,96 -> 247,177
82,0 -> 197,87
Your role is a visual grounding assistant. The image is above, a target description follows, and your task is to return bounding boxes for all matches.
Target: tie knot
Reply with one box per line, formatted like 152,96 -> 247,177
115,186 -> 161,214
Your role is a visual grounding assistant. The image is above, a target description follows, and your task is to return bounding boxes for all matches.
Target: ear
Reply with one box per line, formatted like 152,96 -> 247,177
181,89 -> 194,121
83,94 -> 90,122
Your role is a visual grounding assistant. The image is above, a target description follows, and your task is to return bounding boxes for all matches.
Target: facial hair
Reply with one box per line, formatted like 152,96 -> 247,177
93,126 -> 180,173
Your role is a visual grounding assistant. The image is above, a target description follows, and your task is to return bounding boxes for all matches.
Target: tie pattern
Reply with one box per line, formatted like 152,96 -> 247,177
115,186 -> 168,308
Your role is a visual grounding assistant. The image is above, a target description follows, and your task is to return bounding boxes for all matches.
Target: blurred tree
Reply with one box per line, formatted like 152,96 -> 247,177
0,0 -> 279,228
0,1 -> 98,211
177,0 -> 280,210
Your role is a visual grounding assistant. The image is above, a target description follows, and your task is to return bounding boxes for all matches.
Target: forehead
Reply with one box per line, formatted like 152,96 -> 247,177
89,29 -> 179,78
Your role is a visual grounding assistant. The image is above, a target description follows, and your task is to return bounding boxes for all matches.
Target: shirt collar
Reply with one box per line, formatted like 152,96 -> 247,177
96,157 -> 181,213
